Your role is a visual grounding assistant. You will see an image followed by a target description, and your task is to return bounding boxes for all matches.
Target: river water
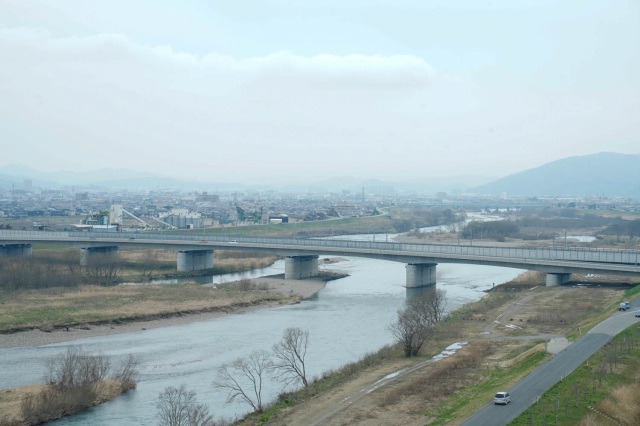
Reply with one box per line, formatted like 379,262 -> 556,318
0,255 -> 523,424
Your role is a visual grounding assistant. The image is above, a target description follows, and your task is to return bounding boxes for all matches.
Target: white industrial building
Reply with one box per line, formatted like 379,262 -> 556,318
159,208 -> 202,229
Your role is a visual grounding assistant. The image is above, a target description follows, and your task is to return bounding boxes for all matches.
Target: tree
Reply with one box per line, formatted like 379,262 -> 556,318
271,327 -> 309,388
408,288 -> 447,324
83,251 -> 122,283
155,385 -> 215,426
45,348 -> 110,389
140,249 -> 161,278
110,354 -> 142,390
213,350 -> 272,413
22,348 -> 140,424
388,290 -> 448,357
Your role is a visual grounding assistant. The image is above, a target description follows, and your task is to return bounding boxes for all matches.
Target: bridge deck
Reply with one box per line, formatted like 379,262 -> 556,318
1,230 -> 639,276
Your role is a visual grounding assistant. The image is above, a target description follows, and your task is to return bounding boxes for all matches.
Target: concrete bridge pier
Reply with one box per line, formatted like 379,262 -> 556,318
0,244 -> 33,257
406,263 -> 437,288
80,246 -> 119,266
177,250 -> 214,271
285,255 -> 319,280
545,272 -> 572,286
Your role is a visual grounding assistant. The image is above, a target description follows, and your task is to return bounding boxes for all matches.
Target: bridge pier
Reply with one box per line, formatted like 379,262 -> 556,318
285,255 -> 319,280
545,272 -> 572,286
80,246 -> 119,266
0,244 -> 32,257
177,250 -> 215,271
406,263 -> 437,288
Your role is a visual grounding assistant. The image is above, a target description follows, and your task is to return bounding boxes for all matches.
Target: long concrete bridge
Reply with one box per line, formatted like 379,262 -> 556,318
1,230 -> 639,287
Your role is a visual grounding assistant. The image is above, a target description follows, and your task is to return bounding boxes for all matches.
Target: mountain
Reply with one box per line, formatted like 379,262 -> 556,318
473,152 -> 640,197
0,164 -> 243,191
0,164 -> 155,189
0,163 -> 494,194
279,175 -> 494,194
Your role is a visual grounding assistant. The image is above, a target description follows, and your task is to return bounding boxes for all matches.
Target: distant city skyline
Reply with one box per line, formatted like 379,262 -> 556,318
1,1 -> 638,184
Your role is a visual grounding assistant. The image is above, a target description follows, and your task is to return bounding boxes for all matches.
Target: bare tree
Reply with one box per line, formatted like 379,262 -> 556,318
388,290 -> 448,357
21,348 -> 141,424
110,354 -> 142,389
60,249 -> 80,275
388,304 -> 431,357
84,251 -> 122,283
45,348 -> 110,389
140,249 -> 160,278
271,327 -> 309,388
408,288 -> 447,324
155,385 -> 215,426
213,350 -> 272,413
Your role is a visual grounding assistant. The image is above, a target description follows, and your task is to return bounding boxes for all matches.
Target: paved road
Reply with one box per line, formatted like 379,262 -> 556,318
459,303 -> 640,426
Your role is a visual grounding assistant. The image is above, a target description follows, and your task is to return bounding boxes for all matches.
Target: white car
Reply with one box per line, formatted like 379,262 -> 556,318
494,391 -> 511,405
635,310 -> 640,318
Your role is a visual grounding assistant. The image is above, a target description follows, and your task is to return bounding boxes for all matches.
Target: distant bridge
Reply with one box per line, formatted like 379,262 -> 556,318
1,230 -> 639,287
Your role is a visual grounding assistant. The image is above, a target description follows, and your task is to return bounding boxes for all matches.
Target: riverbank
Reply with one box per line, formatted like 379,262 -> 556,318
0,274 -> 332,349
0,268 -> 342,426
236,276 -> 635,426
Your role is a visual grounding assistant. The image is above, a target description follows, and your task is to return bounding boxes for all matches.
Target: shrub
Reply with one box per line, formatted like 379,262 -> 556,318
20,349 -> 140,425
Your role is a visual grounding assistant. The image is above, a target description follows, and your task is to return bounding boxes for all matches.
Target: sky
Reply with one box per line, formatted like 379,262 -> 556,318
1,0 -> 639,185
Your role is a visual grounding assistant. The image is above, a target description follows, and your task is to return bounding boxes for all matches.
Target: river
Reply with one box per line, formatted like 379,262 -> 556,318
0,253 -> 524,424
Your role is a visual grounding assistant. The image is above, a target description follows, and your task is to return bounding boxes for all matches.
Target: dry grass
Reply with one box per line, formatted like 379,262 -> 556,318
377,341 -> 495,411
506,270 -> 546,286
593,381 -> 640,425
481,286 -> 622,336
0,381 -> 131,426
118,249 -> 277,276
0,283 -> 293,333
579,413 -> 618,426
0,385 -> 42,426
500,343 -> 545,367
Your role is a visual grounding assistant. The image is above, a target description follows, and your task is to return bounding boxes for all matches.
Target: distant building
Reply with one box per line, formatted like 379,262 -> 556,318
236,206 -> 263,223
159,208 -> 202,229
332,203 -> 362,218
90,224 -> 118,232
268,214 -> 289,224
197,192 -> 220,202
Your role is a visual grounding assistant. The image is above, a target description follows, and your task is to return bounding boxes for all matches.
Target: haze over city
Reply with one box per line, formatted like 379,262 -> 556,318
1,1 -> 639,185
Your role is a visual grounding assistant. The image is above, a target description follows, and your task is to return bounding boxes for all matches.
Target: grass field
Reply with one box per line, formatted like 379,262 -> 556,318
510,324 -> 640,426
0,282 -> 293,333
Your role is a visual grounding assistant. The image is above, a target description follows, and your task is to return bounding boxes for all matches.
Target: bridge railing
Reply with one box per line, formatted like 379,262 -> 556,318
1,230 -> 639,266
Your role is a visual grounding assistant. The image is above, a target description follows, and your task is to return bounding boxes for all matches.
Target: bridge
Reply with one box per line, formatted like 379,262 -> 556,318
1,230 -> 639,287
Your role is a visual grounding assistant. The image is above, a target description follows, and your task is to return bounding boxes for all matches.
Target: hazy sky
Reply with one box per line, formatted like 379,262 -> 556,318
1,1 -> 638,184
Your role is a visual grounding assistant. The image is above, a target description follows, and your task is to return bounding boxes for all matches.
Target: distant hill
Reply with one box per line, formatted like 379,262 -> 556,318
473,152 -> 640,197
280,175 -> 493,194
0,163 -> 494,194
0,164 -> 242,191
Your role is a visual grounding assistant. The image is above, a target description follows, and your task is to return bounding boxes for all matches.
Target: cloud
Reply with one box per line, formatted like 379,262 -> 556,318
0,28 -> 440,177
0,26 -> 637,184
0,28 -> 434,84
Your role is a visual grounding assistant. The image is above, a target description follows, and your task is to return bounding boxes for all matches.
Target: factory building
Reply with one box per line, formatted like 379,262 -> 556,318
159,208 -> 202,229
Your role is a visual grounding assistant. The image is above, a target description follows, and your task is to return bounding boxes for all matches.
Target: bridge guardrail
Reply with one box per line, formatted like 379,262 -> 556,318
0,230 -> 639,266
